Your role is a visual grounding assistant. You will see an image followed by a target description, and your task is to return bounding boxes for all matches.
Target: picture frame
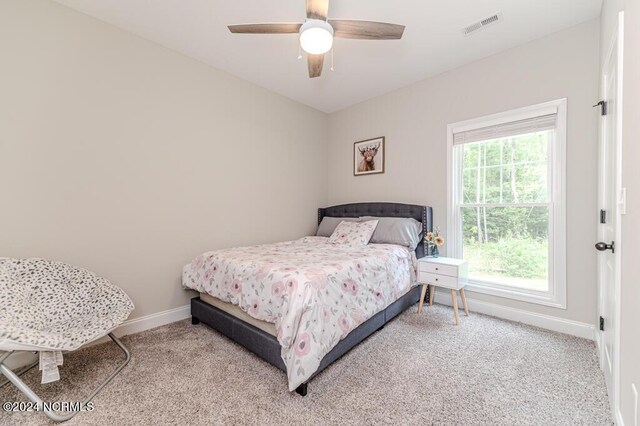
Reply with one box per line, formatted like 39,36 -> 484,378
353,136 -> 385,176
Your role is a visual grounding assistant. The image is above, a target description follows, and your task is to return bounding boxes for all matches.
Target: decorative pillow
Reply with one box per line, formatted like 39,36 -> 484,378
316,216 -> 361,237
360,216 -> 423,250
328,220 -> 379,246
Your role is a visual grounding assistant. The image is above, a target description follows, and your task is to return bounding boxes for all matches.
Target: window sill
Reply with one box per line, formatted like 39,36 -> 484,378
465,279 -> 567,309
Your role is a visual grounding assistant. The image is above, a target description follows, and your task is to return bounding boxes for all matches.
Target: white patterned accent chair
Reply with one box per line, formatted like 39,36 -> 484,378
0,258 -> 134,422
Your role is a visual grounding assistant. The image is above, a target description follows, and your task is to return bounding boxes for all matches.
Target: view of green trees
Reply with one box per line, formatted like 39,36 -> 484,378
460,131 -> 551,291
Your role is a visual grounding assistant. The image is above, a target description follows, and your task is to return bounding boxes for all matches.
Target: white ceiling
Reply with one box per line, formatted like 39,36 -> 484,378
53,0 -> 602,113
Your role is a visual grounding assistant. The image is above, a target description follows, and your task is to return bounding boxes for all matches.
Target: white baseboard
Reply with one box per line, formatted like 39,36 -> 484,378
88,304 -> 192,346
433,291 -> 596,340
112,304 -> 191,338
3,304 -> 191,370
3,352 -> 39,371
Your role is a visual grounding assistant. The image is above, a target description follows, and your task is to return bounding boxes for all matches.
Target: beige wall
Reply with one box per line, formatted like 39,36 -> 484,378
600,0 -> 640,423
327,20 -> 600,324
0,0 -> 328,319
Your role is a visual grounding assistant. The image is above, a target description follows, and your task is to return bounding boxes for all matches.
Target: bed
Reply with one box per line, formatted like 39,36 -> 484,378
184,202 -> 433,395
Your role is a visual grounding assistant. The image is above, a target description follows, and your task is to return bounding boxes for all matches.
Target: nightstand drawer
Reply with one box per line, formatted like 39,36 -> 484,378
419,262 -> 458,277
418,271 -> 458,289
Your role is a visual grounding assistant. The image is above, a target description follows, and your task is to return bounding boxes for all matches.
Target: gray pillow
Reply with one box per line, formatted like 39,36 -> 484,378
360,216 -> 422,250
316,217 -> 361,237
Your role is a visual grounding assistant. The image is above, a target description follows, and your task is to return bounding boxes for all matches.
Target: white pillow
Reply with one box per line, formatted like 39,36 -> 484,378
328,220 -> 379,246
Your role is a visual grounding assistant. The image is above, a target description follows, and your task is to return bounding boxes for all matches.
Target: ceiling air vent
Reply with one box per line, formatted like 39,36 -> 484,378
462,12 -> 503,36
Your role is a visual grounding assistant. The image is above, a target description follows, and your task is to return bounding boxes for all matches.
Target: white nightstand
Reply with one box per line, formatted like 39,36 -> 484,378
417,257 -> 469,325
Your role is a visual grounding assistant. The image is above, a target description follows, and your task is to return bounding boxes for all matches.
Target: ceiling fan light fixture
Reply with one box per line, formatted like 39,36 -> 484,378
299,19 -> 334,55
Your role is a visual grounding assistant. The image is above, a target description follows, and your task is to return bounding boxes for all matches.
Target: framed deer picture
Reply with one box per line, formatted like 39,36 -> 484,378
354,137 -> 385,176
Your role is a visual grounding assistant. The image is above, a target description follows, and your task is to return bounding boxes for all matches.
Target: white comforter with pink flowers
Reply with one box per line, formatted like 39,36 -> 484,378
182,236 -> 417,391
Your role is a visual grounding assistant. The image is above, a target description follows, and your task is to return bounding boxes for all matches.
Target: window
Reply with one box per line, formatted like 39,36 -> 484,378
447,99 -> 566,308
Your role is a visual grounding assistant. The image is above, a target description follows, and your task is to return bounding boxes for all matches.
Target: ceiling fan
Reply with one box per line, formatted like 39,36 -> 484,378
228,0 -> 405,78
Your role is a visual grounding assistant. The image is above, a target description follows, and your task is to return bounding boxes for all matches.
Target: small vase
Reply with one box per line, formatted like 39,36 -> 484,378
432,245 -> 439,258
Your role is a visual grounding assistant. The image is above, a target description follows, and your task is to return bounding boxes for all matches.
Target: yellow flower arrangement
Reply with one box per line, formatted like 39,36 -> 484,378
424,227 -> 445,247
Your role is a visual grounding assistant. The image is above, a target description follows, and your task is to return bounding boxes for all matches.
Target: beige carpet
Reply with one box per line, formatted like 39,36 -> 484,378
0,304 -> 612,425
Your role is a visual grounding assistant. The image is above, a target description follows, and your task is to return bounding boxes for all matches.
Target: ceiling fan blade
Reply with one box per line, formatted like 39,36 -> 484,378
306,0 -> 329,21
307,54 -> 324,78
228,23 -> 302,34
329,20 -> 405,40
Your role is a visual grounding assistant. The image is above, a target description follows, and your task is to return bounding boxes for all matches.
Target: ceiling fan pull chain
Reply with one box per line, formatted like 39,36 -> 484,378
330,47 -> 334,71
298,42 -> 302,60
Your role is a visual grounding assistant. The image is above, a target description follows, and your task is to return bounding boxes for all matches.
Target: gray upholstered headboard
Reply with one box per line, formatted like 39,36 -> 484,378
317,202 -> 433,259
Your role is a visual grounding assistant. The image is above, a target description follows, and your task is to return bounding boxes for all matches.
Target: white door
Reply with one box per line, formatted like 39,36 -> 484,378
597,11 -> 624,413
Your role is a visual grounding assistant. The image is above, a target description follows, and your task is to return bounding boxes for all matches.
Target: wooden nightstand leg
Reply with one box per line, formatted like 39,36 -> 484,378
450,289 -> 460,326
418,284 -> 428,314
429,284 -> 435,306
460,288 -> 469,316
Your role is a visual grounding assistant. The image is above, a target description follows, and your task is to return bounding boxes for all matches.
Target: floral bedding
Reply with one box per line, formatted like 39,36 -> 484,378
182,236 -> 417,391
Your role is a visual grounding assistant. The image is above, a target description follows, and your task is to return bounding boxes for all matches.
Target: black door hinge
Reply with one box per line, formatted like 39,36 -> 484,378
600,209 -> 607,224
593,100 -> 607,116
600,316 -> 605,331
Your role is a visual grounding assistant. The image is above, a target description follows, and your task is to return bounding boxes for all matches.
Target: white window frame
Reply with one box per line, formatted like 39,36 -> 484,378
447,99 -> 567,308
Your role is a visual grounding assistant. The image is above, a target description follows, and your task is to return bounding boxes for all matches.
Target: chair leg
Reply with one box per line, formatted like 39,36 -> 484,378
0,333 -> 130,422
